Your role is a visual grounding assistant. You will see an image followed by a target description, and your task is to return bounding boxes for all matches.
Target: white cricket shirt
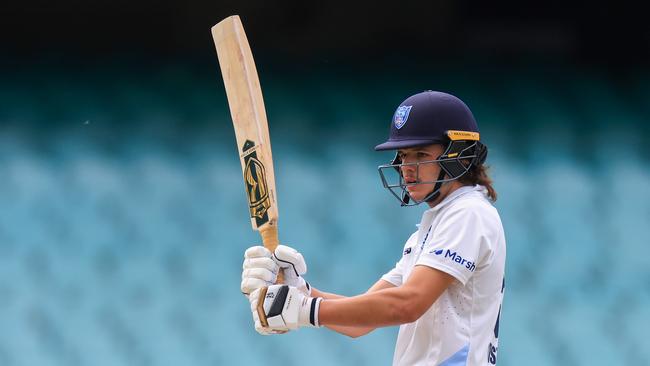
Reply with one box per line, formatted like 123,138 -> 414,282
381,185 -> 506,366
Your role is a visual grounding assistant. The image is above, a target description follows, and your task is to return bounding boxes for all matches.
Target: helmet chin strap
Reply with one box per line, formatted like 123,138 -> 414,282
424,169 -> 447,204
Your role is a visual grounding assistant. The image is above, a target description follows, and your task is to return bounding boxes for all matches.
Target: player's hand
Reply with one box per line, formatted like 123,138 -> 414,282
249,285 -> 322,335
241,246 -> 279,295
273,245 -> 311,296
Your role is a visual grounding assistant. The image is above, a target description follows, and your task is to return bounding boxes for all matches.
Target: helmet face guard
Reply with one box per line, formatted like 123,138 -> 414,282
378,140 -> 487,206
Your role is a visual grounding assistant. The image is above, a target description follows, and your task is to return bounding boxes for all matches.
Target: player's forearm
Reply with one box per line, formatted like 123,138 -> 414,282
325,324 -> 375,338
311,287 -> 346,300
318,287 -> 419,327
311,288 -> 376,337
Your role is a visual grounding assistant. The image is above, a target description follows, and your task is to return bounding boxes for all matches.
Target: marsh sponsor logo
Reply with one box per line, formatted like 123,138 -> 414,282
430,248 -> 476,272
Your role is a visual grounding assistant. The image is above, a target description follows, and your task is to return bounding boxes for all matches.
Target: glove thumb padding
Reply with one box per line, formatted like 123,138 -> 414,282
273,245 -> 307,276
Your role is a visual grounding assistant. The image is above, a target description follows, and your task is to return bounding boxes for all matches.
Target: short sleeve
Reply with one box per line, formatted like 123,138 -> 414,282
381,231 -> 418,287
381,260 -> 404,286
416,205 -> 488,285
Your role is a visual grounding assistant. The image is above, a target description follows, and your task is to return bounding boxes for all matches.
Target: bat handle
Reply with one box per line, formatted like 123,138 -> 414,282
260,225 -> 284,284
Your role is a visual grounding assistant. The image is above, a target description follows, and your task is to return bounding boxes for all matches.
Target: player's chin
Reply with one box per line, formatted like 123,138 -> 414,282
406,186 -> 426,201
406,184 -> 434,201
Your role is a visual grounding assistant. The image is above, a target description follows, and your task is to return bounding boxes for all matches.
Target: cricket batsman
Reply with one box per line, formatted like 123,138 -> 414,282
241,91 -> 507,365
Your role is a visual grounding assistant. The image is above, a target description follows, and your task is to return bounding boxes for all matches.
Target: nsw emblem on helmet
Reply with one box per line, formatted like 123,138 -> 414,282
393,105 -> 412,129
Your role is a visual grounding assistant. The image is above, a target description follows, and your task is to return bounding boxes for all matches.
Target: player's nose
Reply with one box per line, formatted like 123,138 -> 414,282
400,164 -> 417,178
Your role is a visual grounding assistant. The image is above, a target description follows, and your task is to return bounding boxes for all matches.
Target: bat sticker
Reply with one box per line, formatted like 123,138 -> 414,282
242,139 -> 271,226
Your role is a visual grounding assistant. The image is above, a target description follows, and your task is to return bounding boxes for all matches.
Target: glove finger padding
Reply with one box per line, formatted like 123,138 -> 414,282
242,247 -> 279,295
244,245 -> 272,258
241,267 -> 278,295
241,277 -> 272,295
273,245 -> 307,276
242,268 -> 276,283
243,257 -> 278,272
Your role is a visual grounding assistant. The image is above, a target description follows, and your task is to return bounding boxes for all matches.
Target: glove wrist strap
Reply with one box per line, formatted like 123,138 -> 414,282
310,297 -> 323,327
299,296 -> 323,328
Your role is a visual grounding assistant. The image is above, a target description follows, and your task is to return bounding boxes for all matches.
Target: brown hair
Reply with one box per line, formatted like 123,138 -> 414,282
458,164 -> 497,202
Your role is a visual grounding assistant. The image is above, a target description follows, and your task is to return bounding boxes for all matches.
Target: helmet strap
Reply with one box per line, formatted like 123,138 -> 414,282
424,169 -> 447,204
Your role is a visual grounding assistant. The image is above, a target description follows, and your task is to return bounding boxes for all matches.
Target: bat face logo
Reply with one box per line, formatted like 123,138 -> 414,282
242,140 -> 271,226
245,156 -> 269,205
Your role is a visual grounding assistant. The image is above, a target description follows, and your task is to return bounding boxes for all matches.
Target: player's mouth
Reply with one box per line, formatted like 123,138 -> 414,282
404,177 -> 418,185
404,178 -> 419,191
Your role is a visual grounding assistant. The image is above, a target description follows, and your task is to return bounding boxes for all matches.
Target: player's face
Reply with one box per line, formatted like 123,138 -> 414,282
397,144 -> 445,202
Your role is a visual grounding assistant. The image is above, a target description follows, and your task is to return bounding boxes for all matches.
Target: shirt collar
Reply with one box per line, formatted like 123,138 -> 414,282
426,184 -> 485,213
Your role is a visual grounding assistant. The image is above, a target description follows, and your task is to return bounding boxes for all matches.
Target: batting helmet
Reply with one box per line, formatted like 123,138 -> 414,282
375,91 -> 488,206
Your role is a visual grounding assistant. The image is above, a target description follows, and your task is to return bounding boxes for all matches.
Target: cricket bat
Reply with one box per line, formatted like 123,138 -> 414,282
211,15 -> 283,286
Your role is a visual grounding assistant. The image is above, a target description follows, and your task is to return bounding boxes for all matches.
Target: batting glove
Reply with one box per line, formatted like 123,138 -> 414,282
273,245 -> 311,296
249,285 -> 323,335
241,246 -> 279,295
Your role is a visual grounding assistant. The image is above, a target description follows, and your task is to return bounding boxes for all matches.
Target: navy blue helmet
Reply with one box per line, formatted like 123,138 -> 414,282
376,91 -> 488,206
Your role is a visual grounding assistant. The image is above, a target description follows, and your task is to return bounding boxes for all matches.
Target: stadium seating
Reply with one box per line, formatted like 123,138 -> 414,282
0,68 -> 648,365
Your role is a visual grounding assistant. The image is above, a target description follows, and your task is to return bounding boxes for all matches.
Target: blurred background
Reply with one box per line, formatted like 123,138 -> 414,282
1,1 -> 649,365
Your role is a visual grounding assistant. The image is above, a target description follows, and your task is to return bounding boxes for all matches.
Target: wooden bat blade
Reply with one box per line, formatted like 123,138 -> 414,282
211,15 -> 280,254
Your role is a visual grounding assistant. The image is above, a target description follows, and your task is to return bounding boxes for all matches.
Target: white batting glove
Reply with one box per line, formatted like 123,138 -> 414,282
249,285 -> 323,335
241,246 -> 279,295
273,245 -> 311,296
